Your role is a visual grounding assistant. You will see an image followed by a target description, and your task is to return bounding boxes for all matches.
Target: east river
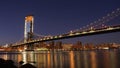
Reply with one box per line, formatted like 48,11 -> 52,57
0,49 -> 120,68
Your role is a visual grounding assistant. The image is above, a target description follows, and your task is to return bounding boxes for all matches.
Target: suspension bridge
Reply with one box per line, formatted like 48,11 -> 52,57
7,8 -> 120,51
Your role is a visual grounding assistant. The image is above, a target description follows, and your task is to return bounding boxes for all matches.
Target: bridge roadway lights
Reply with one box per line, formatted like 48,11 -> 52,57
12,25 -> 120,47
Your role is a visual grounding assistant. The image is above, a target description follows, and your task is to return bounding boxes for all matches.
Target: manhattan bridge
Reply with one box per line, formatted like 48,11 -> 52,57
7,8 -> 120,51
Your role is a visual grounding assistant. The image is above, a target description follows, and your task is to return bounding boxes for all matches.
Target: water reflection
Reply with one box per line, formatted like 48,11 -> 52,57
69,51 -> 75,68
0,50 -> 120,68
22,51 -> 35,65
90,51 -> 97,68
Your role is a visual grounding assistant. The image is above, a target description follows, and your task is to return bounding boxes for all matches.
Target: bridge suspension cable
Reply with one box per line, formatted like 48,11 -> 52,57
74,8 -> 120,32
33,33 -> 52,39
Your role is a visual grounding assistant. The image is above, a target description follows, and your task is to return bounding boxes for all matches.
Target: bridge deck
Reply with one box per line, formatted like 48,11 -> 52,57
12,25 -> 120,47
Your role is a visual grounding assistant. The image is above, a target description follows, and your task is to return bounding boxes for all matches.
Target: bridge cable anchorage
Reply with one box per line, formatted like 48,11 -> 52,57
72,8 -> 120,33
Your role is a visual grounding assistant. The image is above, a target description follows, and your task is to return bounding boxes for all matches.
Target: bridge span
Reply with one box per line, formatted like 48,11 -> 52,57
12,24 -> 120,47
10,8 -> 120,48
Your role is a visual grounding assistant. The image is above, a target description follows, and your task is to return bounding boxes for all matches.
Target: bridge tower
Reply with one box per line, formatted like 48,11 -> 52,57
24,15 -> 34,42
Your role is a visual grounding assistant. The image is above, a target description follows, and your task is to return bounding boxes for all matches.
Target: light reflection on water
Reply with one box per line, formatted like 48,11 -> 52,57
0,49 -> 120,68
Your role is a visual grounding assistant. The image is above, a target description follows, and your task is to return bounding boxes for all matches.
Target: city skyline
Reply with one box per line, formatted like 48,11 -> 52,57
0,0 -> 120,45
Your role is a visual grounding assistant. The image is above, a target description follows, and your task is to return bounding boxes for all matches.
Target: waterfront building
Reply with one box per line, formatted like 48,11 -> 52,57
62,43 -> 73,50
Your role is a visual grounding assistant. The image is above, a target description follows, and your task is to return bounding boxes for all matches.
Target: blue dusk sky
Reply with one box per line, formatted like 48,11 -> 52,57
0,0 -> 120,45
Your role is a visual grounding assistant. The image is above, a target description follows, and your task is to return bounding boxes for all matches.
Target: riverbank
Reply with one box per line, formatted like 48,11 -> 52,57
0,58 -> 36,68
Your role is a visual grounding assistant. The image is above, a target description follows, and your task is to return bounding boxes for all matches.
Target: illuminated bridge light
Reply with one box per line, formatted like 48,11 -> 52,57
59,35 -> 62,38
69,33 -> 74,36
82,31 -> 87,34
32,40 -> 35,42
54,36 -> 58,38
40,39 -> 43,41
107,27 -> 114,30
47,37 -> 50,40
40,39 -> 42,40
75,32 -> 80,35
31,40 -> 34,42
89,30 -> 95,33
36,39 -> 39,41
69,31 -> 75,36
43,38 -> 46,40
50,36 -> 53,39
37,39 -> 40,41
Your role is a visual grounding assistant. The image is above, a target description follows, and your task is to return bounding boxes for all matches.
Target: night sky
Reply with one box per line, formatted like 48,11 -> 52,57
0,0 -> 120,45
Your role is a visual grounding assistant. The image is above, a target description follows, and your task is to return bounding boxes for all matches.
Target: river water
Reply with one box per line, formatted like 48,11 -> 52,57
0,49 -> 120,68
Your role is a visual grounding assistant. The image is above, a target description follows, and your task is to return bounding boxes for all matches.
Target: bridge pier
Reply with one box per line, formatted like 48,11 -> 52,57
25,44 -> 34,51
49,41 -> 55,50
